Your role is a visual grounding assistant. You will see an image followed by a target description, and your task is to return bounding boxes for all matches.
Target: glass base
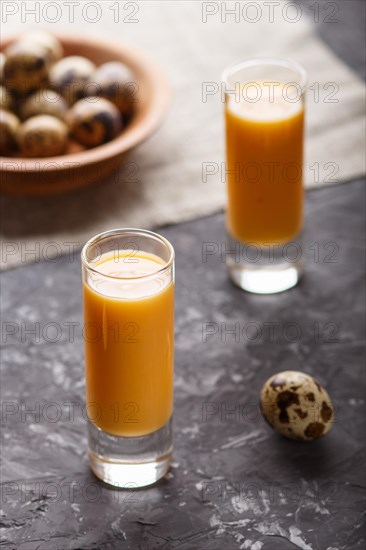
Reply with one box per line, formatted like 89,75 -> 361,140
226,235 -> 303,294
88,417 -> 173,488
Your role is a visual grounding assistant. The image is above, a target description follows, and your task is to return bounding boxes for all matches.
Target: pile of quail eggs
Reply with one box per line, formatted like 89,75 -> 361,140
0,31 -> 136,157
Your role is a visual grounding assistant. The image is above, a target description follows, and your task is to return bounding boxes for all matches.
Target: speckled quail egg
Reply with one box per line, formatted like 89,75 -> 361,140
0,109 -> 20,155
21,30 -> 63,64
20,89 -> 68,121
4,40 -> 50,94
17,114 -> 68,157
49,56 -> 96,104
0,53 -> 5,83
86,61 -> 137,116
68,97 -> 122,147
260,371 -> 334,441
0,85 -> 14,111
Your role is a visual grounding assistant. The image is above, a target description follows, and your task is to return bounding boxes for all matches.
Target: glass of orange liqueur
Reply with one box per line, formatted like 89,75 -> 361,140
223,59 -> 307,293
81,229 -> 174,488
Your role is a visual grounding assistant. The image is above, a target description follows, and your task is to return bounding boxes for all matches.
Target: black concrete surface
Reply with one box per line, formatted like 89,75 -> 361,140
1,179 -> 365,550
298,0 -> 366,79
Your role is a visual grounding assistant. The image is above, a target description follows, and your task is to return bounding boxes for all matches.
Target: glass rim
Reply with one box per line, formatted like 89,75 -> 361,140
81,228 -> 175,281
222,57 -> 308,90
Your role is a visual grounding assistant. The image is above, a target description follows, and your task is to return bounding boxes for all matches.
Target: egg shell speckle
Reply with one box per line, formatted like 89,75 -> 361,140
17,114 -> 68,158
20,89 -> 68,121
260,371 -> 334,441
68,97 -> 122,147
50,56 -> 96,104
0,85 -> 13,111
4,41 -> 50,94
21,31 -> 63,64
0,53 -> 5,83
86,61 -> 137,115
0,109 -> 20,155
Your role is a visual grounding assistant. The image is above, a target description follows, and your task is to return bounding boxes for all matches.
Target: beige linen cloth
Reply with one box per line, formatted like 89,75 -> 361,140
1,1 -> 365,270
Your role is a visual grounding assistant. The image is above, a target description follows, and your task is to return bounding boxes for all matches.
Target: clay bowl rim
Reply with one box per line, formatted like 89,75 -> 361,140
0,33 -> 172,171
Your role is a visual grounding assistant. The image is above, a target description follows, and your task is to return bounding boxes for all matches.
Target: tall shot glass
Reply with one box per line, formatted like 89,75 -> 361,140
223,58 -> 307,294
81,229 -> 175,488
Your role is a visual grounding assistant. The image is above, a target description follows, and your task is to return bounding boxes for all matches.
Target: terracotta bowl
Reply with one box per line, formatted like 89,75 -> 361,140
0,34 -> 171,195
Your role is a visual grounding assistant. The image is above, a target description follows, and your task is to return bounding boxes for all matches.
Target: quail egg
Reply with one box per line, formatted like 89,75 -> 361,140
260,371 -> 334,441
17,114 -> 68,157
0,109 -> 20,155
0,85 -> 14,111
4,40 -> 50,94
86,61 -> 137,116
20,89 -> 68,121
68,97 -> 122,147
21,30 -> 63,64
0,52 -> 5,83
50,55 -> 96,104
